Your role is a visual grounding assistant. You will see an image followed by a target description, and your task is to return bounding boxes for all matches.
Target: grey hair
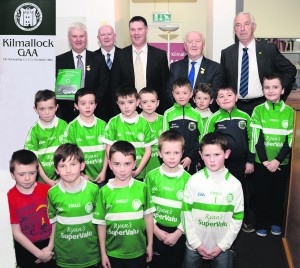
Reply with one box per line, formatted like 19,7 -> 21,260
68,22 -> 87,36
234,12 -> 256,27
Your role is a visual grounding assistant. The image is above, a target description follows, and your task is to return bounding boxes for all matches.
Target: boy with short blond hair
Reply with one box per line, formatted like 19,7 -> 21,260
182,133 -> 244,268
139,87 -> 163,173
7,149 -> 55,268
93,141 -> 155,268
145,130 -> 191,268
104,86 -> 156,180
48,143 -> 100,267
193,83 -> 213,127
251,74 -> 294,237
25,89 -> 67,186
64,88 -> 107,185
204,85 -> 255,232
163,77 -> 204,174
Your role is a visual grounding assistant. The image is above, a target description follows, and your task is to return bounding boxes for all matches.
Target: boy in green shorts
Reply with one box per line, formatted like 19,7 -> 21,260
144,130 -> 191,268
182,133 -> 244,268
64,88 -> 107,186
104,86 -> 156,180
25,90 -> 67,186
139,87 -> 163,173
93,141 -> 155,268
48,143 -> 100,267
163,77 -> 204,174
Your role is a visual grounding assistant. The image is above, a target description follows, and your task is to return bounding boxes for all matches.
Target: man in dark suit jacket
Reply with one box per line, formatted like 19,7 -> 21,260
94,24 -> 121,121
221,12 -> 296,116
167,31 -> 224,110
56,22 -> 110,123
111,16 -> 169,115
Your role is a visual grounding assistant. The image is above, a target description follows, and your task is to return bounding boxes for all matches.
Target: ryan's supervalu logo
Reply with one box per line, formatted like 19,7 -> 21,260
14,2 -> 43,31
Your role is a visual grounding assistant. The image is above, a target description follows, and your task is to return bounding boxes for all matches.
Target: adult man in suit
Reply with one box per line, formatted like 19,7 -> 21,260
221,12 -> 296,116
111,16 -> 169,115
167,31 -> 224,109
95,24 -> 121,121
56,22 -> 110,122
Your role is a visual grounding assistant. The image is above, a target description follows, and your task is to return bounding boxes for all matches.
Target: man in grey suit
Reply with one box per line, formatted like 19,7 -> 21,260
56,22 -> 110,122
111,16 -> 169,115
221,12 -> 296,116
167,31 -> 224,109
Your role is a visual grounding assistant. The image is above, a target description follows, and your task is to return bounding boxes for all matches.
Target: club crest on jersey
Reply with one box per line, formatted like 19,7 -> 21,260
137,133 -> 145,141
98,135 -> 104,143
176,190 -> 184,200
188,122 -> 196,131
85,202 -> 94,213
152,186 -> 158,193
282,120 -> 288,128
238,120 -> 246,130
132,199 -> 142,210
59,134 -> 65,143
226,193 -> 234,203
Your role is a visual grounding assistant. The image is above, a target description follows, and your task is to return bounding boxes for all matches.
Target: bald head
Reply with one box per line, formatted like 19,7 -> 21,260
184,31 -> 205,61
97,24 -> 116,52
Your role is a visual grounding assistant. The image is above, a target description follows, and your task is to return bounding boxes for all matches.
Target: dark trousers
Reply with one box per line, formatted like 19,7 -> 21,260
108,254 -> 147,268
149,224 -> 186,268
251,162 -> 290,229
237,97 -> 265,117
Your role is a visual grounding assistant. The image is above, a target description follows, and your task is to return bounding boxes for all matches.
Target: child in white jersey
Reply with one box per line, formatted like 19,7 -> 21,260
145,130 -> 191,268
93,141 -> 155,268
193,83 -> 213,127
139,87 -> 163,174
64,88 -> 107,186
182,133 -> 244,268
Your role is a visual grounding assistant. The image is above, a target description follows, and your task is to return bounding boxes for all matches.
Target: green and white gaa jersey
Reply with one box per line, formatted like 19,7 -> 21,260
182,167 -> 244,252
48,178 -> 100,267
104,113 -> 156,178
140,113 -> 163,174
251,100 -> 294,165
144,165 -> 190,229
24,116 -> 67,183
64,116 -> 106,181
92,178 -> 155,259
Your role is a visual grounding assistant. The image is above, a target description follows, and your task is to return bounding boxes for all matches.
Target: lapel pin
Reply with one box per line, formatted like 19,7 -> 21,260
86,65 -> 91,71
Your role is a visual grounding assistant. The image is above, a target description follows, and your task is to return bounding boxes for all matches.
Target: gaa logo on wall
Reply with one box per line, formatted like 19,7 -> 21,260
14,2 -> 43,31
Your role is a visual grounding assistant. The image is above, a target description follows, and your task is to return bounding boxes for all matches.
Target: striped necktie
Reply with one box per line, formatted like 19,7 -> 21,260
239,48 -> 249,98
76,55 -> 85,88
106,53 -> 112,70
188,61 -> 196,88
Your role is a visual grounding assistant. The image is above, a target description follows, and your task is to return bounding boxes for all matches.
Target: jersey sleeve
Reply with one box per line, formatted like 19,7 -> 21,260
7,190 -> 18,224
92,189 -> 107,225
162,112 -> 170,131
143,184 -> 156,215
204,114 -> 216,135
47,190 -> 57,224
103,119 -> 117,145
143,121 -> 156,147
24,126 -> 39,154
64,122 -> 76,143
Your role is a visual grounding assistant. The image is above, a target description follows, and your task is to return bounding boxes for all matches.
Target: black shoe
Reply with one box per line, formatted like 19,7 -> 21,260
242,223 -> 255,233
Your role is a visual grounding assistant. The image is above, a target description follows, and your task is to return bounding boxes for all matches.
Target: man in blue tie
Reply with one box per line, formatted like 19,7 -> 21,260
167,31 -> 224,110
221,12 -> 296,116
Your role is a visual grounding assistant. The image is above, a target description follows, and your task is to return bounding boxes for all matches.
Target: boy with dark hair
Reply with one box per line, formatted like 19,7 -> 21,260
193,83 -> 214,126
204,85 -> 255,233
251,74 -> 294,237
93,141 -> 155,268
163,77 -> 204,174
139,87 -> 163,173
104,86 -> 156,180
7,149 -> 56,268
48,143 -> 100,267
145,130 -> 190,268
25,89 -> 67,186
64,88 -> 107,186
182,133 -> 244,268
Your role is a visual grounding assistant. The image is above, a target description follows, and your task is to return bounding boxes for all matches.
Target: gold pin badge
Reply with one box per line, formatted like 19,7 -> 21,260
86,65 -> 91,71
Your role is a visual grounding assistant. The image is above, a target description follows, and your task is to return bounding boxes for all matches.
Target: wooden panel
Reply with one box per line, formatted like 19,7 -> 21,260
284,110 -> 300,268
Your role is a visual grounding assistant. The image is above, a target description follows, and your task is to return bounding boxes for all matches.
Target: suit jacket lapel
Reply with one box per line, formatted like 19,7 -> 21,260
67,50 -> 76,68
196,56 -> 207,84
128,46 -> 135,81
255,41 -> 264,82
232,44 -> 239,88
146,45 -> 153,81
183,57 -> 189,76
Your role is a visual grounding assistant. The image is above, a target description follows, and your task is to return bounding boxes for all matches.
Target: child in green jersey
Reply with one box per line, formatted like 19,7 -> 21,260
145,130 -> 191,268
193,83 -> 214,127
163,77 -> 204,175
48,144 -> 100,267
64,88 -> 107,186
93,141 -> 155,268
104,86 -> 156,180
139,88 -> 163,174
25,90 -> 67,186
251,74 -> 294,237
182,133 -> 244,268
